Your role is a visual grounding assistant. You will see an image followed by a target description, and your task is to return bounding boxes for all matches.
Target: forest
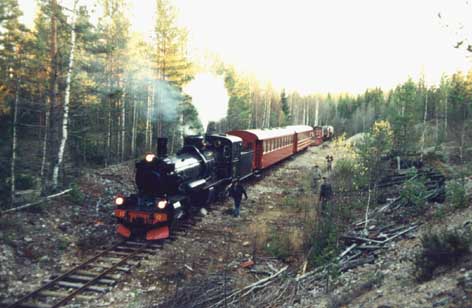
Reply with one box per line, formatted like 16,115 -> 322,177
0,0 -> 471,209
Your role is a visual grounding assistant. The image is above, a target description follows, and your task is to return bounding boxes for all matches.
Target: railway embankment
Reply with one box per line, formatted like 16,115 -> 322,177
1,136 -> 471,307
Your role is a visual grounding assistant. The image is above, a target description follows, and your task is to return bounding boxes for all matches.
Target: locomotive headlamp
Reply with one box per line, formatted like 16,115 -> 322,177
115,196 -> 125,206
157,200 -> 167,209
145,154 -> 156,162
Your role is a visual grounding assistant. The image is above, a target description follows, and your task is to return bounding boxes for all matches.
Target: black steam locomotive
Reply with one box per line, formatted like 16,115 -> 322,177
114,135 -> 253,240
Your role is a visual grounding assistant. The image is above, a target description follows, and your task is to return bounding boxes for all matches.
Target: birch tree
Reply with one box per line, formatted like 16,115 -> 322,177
52,0 -> 78,189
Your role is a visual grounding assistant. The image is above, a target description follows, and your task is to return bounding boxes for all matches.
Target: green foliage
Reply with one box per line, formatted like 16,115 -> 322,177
356,120 -> 393,186
331,158 -> 366,192
67,183 -> 85,204
414,228 -> 471,281
155,0 -> 193,87
446,179 -> 467,209
223,66 -> 252,130
280,89 -> 290,125
400,174 -> 429,212
387,79 -> 420,154
265,230 -> 291,260
308,213 -> 339,268
56,238 -> 70,251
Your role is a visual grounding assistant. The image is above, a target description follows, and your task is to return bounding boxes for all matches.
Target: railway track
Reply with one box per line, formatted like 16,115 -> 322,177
7,240 -> 164,308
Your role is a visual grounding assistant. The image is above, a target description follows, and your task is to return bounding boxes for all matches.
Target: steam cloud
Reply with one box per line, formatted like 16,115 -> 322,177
183,73 -> 229,131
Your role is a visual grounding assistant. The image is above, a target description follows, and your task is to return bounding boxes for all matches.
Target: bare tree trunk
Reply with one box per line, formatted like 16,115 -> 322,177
10,77 -> 20,205
435,101 -> 439,144
145,84 -> 151,151
459,122 -> 465,164
41,0 -> 58,192
105,97 -> 111,167
315,100 -> 319,126
444,93 -> 448,138
40,103 -> 49,180
121,86 -> 126,161
266,95 -> 271,128
131,95 -> 137,157
420,91 -> 428,161
302,101 -> 306,125
52,0 -> 77,189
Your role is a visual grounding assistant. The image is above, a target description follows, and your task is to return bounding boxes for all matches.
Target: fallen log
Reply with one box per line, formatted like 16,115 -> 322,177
1,189 -> 72,215
210,266 -> 288,307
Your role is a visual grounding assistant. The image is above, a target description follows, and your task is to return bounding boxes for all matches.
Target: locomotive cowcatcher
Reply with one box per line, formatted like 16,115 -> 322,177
114,135 -> 253,240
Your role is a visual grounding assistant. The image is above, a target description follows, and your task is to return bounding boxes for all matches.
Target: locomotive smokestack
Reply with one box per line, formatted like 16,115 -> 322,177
157,137 -> 168,157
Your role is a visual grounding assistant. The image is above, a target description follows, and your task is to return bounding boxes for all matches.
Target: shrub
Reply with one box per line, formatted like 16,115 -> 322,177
414,228 -> 471,281
308,213 -> 339,268
400,175 -> 429,213
446,180 -> 467,209
265,230 -> 291,260
331,158 -> 365,192
67,183 -> 85,204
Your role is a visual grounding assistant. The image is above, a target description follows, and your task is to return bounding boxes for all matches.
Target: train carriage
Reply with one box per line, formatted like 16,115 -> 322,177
227,128 -> 296,170
286,125 -> 314,152
312,126 -> 324,146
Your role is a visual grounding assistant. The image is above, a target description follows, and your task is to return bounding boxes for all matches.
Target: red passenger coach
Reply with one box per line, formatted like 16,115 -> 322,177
228,128 -> 295,170
287,125 -> 315,152
313,126 -> 323,146
227,125 -> 314,171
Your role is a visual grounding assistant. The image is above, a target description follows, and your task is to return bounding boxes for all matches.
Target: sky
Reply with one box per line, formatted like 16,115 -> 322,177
18,0 -> 472,96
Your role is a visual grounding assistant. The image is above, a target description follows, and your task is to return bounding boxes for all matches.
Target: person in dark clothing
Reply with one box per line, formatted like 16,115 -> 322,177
326,155 -> 334,172
229,180 -> 248,217
319,177 -> 333,211
312,164 -> 322,192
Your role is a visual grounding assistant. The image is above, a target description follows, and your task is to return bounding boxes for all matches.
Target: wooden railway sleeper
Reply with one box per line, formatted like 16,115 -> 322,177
58,274 -> 116,285
44,280 -> 108,293
38,291 -> 94,301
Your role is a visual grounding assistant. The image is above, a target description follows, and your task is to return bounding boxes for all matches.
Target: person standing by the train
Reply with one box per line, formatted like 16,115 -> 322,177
326,155 -> 334,172
319,177 -> 333,212
312,164 -> 322,192
229,180 -> 248,217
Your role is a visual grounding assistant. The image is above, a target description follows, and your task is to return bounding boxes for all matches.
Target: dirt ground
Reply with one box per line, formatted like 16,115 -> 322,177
0,143 -> 335,307
2,139 -> 471,308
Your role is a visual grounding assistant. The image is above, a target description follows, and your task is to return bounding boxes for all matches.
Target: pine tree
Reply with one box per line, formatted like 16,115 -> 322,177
280,88 -> 290,125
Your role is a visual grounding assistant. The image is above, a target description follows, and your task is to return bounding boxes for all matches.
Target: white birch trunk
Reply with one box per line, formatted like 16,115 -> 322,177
315,100 -> 319,126
10,78 -> 20,205
52,0 -> 77,189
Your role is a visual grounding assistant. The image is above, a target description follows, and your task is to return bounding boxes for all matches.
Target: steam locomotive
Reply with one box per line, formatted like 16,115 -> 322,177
114,125 -> 332,240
